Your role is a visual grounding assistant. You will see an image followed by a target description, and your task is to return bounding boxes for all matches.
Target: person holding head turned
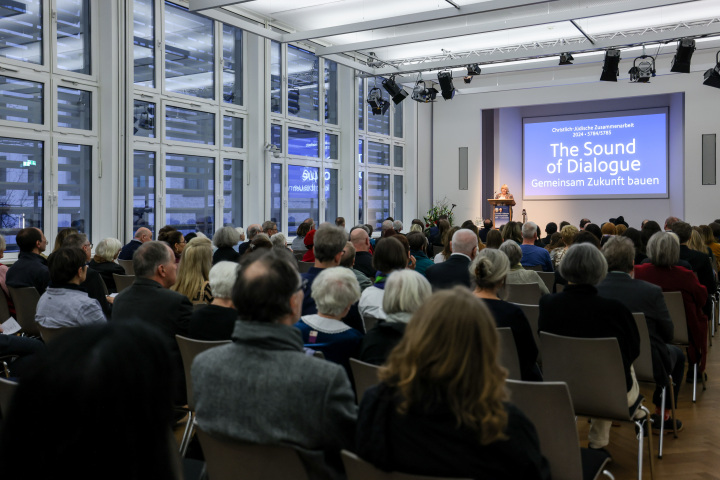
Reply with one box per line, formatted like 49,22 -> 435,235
118,227 -> 152,260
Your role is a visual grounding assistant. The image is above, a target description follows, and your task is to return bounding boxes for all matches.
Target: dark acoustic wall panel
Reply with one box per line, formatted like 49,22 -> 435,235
702,134 -> 716,185
459,147 -> 468,190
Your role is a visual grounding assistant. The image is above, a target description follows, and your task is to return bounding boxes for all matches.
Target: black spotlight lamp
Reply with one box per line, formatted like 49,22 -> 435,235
367,87 -> 389,115
628,55 -> 656,83
381,76 -> 408,104
437,70 -> 455,100
703,51 -> 720,88
411,80 -> 438,103
671,38 -> 696,73
464,63 -> 481,83
600,49 -> 621,82
559,52 -> 574,65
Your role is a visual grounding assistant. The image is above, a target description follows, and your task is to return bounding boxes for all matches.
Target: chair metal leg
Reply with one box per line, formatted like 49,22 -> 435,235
658,386 -> 665,459
602,470 -> 616,480
179,411 -> 194,456
668,375 -> 678,440
693,363 -> 697,403
636,418 -> 644,480
641,405 -> 655,480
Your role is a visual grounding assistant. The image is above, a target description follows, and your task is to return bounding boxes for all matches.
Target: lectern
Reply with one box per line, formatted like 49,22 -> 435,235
488,199 -> 515,228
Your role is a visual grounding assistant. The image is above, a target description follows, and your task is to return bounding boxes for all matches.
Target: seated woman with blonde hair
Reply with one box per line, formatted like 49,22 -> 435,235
171,237 -> 213,305
356,287 -> 549,479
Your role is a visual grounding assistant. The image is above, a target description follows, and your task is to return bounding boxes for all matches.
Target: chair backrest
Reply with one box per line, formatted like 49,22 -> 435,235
540,332 -> 631,420
113,274 -> 135,293
196,428 -> 309,480
506,380 -> 584,480
511,303 -> 540,359
8,286 -> 40,337
0,290 -> 11,323
0,377 -> 18,418
37,324 -> 70,344
497,327 -> 521,380
663,291 -> 689,345
175,335 -> 231,410
503,283 -> 542,305
350,358 -> 380,404
118,258 -> 135,275
524,264 -> 543,272
342,450 -> 472,480
298,261 -> 314,273
363,315 -> 380,333
536,271 -> 554,292
632,312 -> 655,384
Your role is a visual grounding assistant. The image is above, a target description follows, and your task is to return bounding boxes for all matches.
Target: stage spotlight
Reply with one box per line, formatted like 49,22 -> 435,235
600,49 -> 621,82
463,64 -> 481,83
703,51 -> 720,89
381,76 -> 408,104
559,52 -> 574,65
671,38 -> 696,73
367,87 -> 389,115
437,70 -> 455,100
411,81 -> 438,103
628,55 -> 656,83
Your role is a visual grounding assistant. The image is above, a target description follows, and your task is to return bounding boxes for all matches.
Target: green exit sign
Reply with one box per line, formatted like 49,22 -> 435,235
22,160 -> 36,167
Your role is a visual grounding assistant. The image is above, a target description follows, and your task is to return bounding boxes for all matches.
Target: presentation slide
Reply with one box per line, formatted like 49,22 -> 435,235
523,108 -> 668,199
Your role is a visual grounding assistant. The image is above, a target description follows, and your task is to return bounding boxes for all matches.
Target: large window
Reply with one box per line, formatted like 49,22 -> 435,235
0,0 -> 43,65
133,150 -> 155,232
287,45 -> 319,122
367,172 -> 390,228
165,154 -> 214,235
0,76 -> 43,125
133,0 -> 155,87
56,0 -> 91,75
288,164 -> 319,235
165,106 -> 214,145
57,143 -> 91,234
222,159 -> 242,227
222,25 -> 243,105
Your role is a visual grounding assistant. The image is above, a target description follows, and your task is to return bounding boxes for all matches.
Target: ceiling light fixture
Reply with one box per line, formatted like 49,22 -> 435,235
628,55 -> 655,83
464,64 -> 481,83
703,51 -> 720,88
600,49 -> 621,82
381,76 -> 408,104
670,38 -> 696,73
559,52 -> 574,65
367,86 -> 389,115
411,80 -> 438,103
437,70 -> 455,100
365,52 -> 384,68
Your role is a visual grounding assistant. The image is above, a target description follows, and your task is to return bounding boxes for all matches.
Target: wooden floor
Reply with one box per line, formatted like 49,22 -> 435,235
581,330 -> 720,480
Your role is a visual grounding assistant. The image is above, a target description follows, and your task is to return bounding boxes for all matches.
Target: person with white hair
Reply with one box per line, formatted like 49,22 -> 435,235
520,221 -> 553,272
392,220 -> 403,234
189,261 -> 239,341
295,267 -> 362,370
212,226 -> 241,265
499,240 -> 549,295
270,232 -> 290,251
359,270 -> 431,365
88,237 -> 125,293
425,229 -> 478,290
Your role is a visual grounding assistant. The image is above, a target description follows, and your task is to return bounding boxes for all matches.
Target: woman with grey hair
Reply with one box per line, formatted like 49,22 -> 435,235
189,261 -> 239,340
470,248 -> 541,381
499,240 -> 549,295
270,232 -> 290,251
358,270 -> 431,365
539,243 -> 640,450
635,231 -> 708,381
212,226 -> 241,265
295,267 -> 362,370
88,237 -> 125,293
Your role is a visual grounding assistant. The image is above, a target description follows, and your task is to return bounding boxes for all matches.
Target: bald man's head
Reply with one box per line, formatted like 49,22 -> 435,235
350,227 -> 370,252
134,228 -> 152,243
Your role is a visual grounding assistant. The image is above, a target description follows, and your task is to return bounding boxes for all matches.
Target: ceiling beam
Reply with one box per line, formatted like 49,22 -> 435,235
370,22 -> 720,77
189,0 -> 256,12
197,7 -> 283,42
325,54 -> 377,75
281,0 -> 553,43
317,0 -> 695,56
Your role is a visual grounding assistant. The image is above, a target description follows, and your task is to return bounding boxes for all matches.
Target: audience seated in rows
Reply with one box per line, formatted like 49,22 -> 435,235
432,225 -> 459,264
340,241 -> 372,291
118,227 -> 151,260
300,225 -> 347,316
88,237 -> 125,293
35,247 -> 106,330
192,249 -> 356,480
302,229 -> 317,263
359,270 -> 431,366
539,243 -> 640,450
61,233 -> 112,317
520,222 -> 553,272
0,322 -> 180,479
356,287 -> 550,479
425,229 -> 477,290
499,240 -> 549,296
112,241 -> 191,405
597,236 -> 684,433
212,226 -> 240,265
295,267 -> 362,371
471,248 -> 542,381
171,237 -> 213,305
359,237 -> 410,323
671,222 -> 715,317
189,261 -> 239,341
6,227 -> 49,295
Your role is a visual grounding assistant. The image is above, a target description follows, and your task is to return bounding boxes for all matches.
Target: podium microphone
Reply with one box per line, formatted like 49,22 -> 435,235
522,209 -> 527,223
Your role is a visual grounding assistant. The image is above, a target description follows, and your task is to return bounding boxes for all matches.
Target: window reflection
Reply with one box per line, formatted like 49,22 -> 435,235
57,143 -> 91,235
165,154 -> 214,236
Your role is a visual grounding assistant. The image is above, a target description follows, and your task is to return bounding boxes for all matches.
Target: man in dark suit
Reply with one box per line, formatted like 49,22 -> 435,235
350,226 -> 374,279
425,229 -> 477,290
118,227 -> 152,260
112,241 -> 192,404
7,227 -> 50,294
597,236 -> 684,433
671,222 -> 715,316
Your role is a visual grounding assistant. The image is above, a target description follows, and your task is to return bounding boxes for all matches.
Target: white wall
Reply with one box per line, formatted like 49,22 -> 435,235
428,45 -> 720,229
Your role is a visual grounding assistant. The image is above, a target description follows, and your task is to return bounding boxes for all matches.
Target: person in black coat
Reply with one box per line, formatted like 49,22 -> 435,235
356,288 -> 549,479
539,243 -> 640,449
672,222 -> 715,316
425,229 -> 477,290
189,261 -> 239,341
597,236 -> 684,432
112,241 -> 192,405
350,227 -> 375,279
470,247 -> 541,381
87,238 -> 126,293
6,227 -> 50,294
212,226 -> 241,265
